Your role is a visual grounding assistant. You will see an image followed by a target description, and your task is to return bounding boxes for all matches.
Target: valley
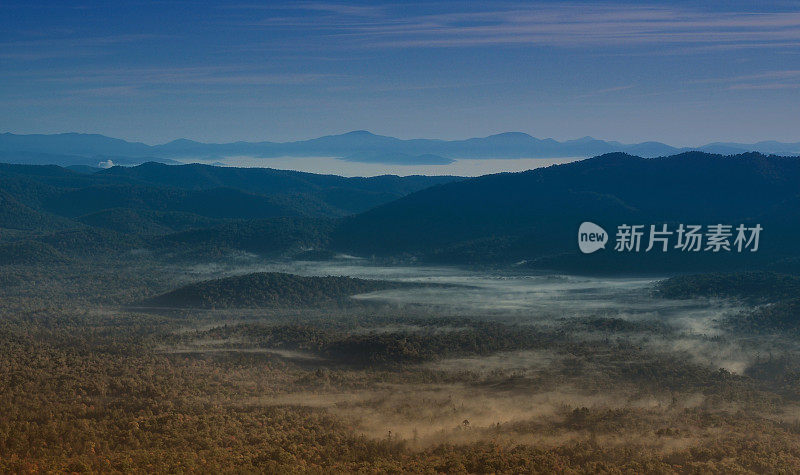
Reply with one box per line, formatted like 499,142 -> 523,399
2,153 -> 800,472
3,248 -> 800,471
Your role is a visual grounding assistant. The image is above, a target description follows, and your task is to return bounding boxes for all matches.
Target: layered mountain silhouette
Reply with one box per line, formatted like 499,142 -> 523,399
1,151 -> 799,273
0,162 -> 457,261
331,151 -> 800,273
0,161 -> 457,221
2,130 -> 800,167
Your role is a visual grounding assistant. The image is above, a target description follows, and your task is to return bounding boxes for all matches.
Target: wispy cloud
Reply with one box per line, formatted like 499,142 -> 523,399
0,34 -> 163,60
1,64 -> 339,101
223,2 -> 387,17
7,65 -> 335,86
729,82 -> 800,90
688,69 -> 800,91
232,2 -> 800,53
575,84 -> 636,99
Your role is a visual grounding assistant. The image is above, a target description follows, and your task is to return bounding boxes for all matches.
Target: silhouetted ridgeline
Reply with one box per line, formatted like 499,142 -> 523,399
2,152 -> 800,273
332,152 -> 800,272
0,161 -> 456,259
3,130 -> 800,165
0,161 -> 457,220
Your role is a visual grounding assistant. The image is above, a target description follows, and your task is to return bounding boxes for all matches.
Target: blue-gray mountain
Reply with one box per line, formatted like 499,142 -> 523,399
2,151 -> 800,274
0,161 -> 458,263
332,151 -> 800,273
2,131 -> 800,166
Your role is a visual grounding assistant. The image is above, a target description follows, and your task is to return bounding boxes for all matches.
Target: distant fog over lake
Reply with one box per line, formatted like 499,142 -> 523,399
179,155 -> 582,177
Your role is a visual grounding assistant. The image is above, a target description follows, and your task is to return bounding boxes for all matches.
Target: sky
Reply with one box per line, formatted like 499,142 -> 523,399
1,0 -> 800,146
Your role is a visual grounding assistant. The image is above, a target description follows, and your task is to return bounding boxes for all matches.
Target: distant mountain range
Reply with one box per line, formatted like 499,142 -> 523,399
2,130 -> 800,167
1,151 -> 800,273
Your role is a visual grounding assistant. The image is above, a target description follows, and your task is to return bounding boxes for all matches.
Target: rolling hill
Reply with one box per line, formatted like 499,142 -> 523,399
0,162 -> 458,260
0,162 -> 459,227
3,151 -> 800,272
154,217 -> 335,256
331,152 -> 800,272
96,162 -> 457,215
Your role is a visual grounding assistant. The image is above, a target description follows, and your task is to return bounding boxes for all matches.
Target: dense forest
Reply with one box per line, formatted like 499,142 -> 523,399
333,152 -> 800,272
4,257 -> 800,472
142,272 -> 423,309
656,272 -> 800,302
658,272 -> 800,335
3,153 -> 800,273
0,160 -> 455,232
2,156 -> 800,472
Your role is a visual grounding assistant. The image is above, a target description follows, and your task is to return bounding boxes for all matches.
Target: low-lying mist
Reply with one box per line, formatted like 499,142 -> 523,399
157,257 -> 800,455
179,155 -> 581,177
182,257 -> 745,330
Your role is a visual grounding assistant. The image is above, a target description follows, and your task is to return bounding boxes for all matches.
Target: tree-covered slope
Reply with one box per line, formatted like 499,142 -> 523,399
76,208 -> 220,235
97,162 -> 459,215
0,162 -> 457,260
142,272 -> 414,308
332,152 -> 800,271
154,217 -> 335,256
656,272 -> 800,302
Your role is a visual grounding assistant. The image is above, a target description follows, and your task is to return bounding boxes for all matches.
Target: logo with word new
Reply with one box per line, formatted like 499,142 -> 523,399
578,222 -> 608,254
578,222 -> 762,254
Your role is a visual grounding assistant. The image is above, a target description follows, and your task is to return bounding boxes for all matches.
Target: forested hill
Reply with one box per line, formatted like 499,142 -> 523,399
331,152 -> 800,272
0,161 -> 457,261
141,272 -> 416,308
97,162 -> 457,210
656,272 -> 800,334
656,272 -> 800,302
0,161 -> 458,221
4,152 -> 800,273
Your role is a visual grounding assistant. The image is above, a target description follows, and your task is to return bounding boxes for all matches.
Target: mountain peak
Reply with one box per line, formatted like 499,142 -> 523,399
487,132 -> 534,139
342,130 -> 376,136
164,138 -> 202,146
563,136 -> 599,144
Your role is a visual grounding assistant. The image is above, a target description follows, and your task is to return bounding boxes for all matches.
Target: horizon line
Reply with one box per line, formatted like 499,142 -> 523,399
2,129 -> 800,149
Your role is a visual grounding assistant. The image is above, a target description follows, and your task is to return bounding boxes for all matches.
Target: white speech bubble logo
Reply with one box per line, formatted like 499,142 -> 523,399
578,222 -> 608,254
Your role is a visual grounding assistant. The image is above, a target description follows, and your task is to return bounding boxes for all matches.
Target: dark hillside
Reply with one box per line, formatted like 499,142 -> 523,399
332,152 -> 800,271
142,272 -> 415,308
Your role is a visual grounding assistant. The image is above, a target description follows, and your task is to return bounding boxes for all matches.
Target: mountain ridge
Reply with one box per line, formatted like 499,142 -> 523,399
3,131 -> 800,167
331,151 -> 800,272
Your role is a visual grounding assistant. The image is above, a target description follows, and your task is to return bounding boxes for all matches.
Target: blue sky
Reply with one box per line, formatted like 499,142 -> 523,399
1,0 -> 799,145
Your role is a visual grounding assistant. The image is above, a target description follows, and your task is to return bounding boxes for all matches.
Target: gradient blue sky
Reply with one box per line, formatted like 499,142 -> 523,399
2,0 -> 799,145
